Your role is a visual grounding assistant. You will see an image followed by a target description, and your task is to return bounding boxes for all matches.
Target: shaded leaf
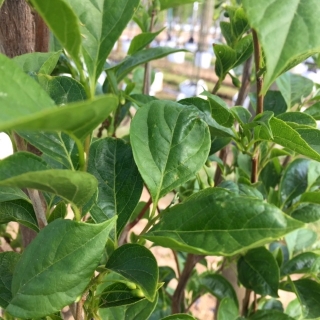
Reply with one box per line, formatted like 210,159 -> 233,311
217,297 -> 239,320
281,252 -> 320,276
144,188 -> 303,256
6,218 -> 116,319
285,229 -> 317,257
291,203 -> 320,223
304,102 -> 320,120
106,244 -> 158,302
0,187 -> 30,203
248,310 -> 294,320
161,315 -> 196,320
159,0 -> 197,10
264,91 -> 287,116
48,202 -> 67,223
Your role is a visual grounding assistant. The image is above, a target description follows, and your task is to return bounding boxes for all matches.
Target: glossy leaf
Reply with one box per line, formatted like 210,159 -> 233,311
161,315 -> 196,320
0,200 -> 38,231
0,153 -> 97,208
0,252 -> 20,308
64,0 -> 139,82
285,229 -> 317,257
304,102 -> 320,120
29,0 -> 81,65
99,291 -> 158,320
14,51 -> 61,75
291,203 -> 320,223
214,44 -> 236,79
0,187 -> 30,203
106,244 -> 158,301
248,310 -> 294,320
243,0 -> 320,93
159,0 -> 197,10
48,202 -> 67,223
111,47 -> 187,81
281,252 -> 320,276
144,188 -> 303,256
262,299 -> 283,312
300,192 -> 320,204
199,273 -> 238,307
277,112 -> 316,128
217,297 -> 239,320
1,94 -> 118,140
87,138 -> 143,234
279,159 -> 309,207
238,247 -> 279,297
128,28 -> 165,55
296,128 -> 320,154
264,91 -> 287,116
131,100 -> 210,204
38,75 -> 86,105
6,218 -> 116,319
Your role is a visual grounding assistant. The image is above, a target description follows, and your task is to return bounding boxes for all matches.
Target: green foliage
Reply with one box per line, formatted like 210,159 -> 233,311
1,0 -> 320,319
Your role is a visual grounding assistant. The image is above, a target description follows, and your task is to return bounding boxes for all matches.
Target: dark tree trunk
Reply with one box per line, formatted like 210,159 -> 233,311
0,0 -> 49,247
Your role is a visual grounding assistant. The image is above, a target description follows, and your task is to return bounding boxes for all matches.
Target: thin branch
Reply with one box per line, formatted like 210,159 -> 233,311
235,56 -> 253,106
242,288 -> 251,316
214,146 -> 228,186
171,254 -> 203,314
172,249 -> 181,278
251,155 -> 258,184
75,298 -> 84,320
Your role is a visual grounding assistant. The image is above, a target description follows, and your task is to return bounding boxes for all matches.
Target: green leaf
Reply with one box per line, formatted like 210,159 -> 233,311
159,0 -> 198,10
0,200 -> 38,231
161,315 -> 196,320
281,252 -> 320,276
201,91 -> 235,128
277,112 -> 317,128
64,0 -> 140,83
130,100 -> 210,204
242,0 -> 320,93
6,218 -> 116,319
0,153 -> 97,208
87,138 -> 143,234
276,73 -> 314,108
99,282 -> 142,308
300,192 -> 320,204
0,252 -> 20,308
296,128 -> 320,154
279,159 -> 310,207
255,118 -> 320,162
304,102 -> 320,120
291,279 -> 320,319
128,28 -> 165,55
18,131 -> 78,170
111,47 -> 187,82
285,229 -> 317,257
38,75 -> 86,105
29,0 -> 81,65
99,291 -> 158,320
0,0 -> 4,8
0,187 -> 30,203
248,310 -> 295,320
214,44 -> 237,79
144,188 -> 303,256
14,51 -> 61,75
1,94 -> 118,141
231,106 -> 251,126
199,273 -> 238,308
264,91 -> 287,116
106,244 -> 158,302
260,159 -> 281,192
48,202 -> 67,223
238,247 -> 279,297
217,297 -> 239,320
291,203 -> 320,223
262,299 -> 283,312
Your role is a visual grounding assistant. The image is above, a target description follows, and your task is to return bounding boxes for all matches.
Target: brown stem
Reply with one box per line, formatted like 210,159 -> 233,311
214,146 -> 228,186
171,254 -> 203,314
75,298 -> 84,320
172,250 -> 181,278
235,56 -> 253,106
242,288 -> 251,316
143,7 -> 156,95
251,155 -> 258,184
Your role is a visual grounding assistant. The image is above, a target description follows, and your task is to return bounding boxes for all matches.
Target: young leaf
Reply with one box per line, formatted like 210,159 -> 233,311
144,188 -> 303,256
214,44 -> 237,79
0,200 -> 39,232
130,100 -> 210,205
0,187 -> 30,203
48,202 -> 67,223
242,0 -> 320,93
64,0 -> 140,82
0,153 -> 97,208
99,291 -> 158,320
304,102 -> 320,120
87,138 -> 143,234
238,247 -> 279,297
159,0 -> 196,10
106,244 -> 158,302
0,252 -> 20,308
29,0 -> 81,65
281,252 -> 320,276
14,51 -> 61,75
217,297 -> 239,320
6,218 -> 116,319
277,112 -> 316,128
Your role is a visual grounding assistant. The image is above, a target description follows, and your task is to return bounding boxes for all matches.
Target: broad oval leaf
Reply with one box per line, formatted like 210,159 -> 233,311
243,0 -> 320,93
0,252 -> 20,308
264,91 -> 287,116
6,218 -> 116,319
304,102 -> 320,120
285,229 -> 317,257
277,112 -> 316,128
0,153 -> 97,208
161,315 -> 196,320
291,203 -> 320,223
281,252 -> 320,276
0,187 -> 30,203
88,138 -> 143,234
248,310 -> 295,320
238,247 -> 279,297
29,0 -> 81,65
131,100 -> 210,204
106,244 -> 158,302
0,200 -> 38,231
217,297 -> 239,320
144,188 -> 303,256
